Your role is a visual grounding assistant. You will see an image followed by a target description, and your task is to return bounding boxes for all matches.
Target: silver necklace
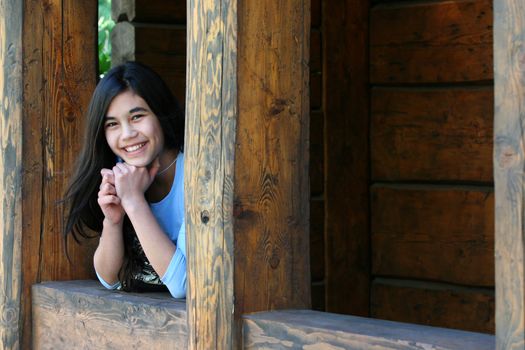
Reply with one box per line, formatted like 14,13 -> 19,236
156,155 -> 177,176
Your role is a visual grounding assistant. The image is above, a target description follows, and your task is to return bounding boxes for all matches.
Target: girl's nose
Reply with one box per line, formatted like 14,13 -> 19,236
121,124 -> 138,140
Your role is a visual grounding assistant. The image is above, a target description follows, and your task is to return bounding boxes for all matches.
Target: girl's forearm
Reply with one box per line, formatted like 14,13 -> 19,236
124,198 -> 176,277
94,218 -> 125,285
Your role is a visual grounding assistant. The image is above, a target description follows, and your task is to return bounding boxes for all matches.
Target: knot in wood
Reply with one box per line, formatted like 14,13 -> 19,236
269,251 -> 280,269
201,210 -> 210,224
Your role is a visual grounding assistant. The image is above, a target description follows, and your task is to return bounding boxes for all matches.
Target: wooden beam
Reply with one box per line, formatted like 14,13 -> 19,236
184,0 -> 237,348
494,0 -> 525,347
243,310 -> 495,349
33,281 -> 187,349
185,0 -> 310,348
0,0 -> 22,348
324,0 -> 370,315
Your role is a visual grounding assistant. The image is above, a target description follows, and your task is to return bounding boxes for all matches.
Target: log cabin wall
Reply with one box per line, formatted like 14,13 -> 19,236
111,0 -> 187,107
368,0 -> 494,333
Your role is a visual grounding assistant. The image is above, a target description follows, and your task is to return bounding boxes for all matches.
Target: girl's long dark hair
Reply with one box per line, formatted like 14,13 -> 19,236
63,61 -> 184,289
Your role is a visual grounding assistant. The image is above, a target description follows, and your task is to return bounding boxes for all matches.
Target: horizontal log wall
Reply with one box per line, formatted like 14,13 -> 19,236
369,0 -> 494,333
111,0 -> 186,107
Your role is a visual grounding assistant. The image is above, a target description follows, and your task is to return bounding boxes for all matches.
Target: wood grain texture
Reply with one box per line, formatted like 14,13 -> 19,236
371,87 -> 494,182
371,278 -> 495,334
38,0 -> 97,283
235,0 -> 311,321
0,0 -> 23,348
243,309 -> 495,349
372,184 -> 494,286
185,0 -> 237,348
493,0 -> 525,347
32,281 -> 187,349
20,2 -> 98,347
370,0 -> 493,84
112,0 -> 186,24
324,0 -> 370,315
111,23 -> 187,105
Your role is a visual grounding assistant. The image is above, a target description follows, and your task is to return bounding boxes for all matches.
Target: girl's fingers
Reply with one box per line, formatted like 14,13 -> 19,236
99,182 -> 116,194
97,194 -> 121,206
100,169 -> 115,185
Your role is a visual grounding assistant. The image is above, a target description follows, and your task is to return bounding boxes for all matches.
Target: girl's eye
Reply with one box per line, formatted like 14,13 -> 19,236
131,114 -> 144,121
105,122 -> 117,128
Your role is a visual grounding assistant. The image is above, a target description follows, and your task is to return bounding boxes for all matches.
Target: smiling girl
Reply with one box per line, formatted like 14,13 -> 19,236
64,62 -> 186,298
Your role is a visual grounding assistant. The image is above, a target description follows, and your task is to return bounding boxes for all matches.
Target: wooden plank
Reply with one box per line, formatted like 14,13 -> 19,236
371,87 -> 494,182
39,0 -> 97,283
32,281 -> 187,349
21,1 -> 45,349
0,0 -> 23,348
371,278 -> 495,334
111,22 -> 186,105
324,0 -> 369,315
185,0 -> 237,348
112,0 -> 186,24
243,309 -> 495,349
370,0 -> 493,84
234,0 -> 311,340
493,0 -> 525,347
372,184 -> 494,286
311,0 -> 320,27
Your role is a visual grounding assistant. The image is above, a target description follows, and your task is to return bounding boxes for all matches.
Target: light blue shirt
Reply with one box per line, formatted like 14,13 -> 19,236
96,152 -> 186,298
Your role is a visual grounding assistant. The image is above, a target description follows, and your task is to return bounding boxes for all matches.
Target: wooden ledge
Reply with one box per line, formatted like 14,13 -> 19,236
32,280 -> 187,349
243,310 -> 495,349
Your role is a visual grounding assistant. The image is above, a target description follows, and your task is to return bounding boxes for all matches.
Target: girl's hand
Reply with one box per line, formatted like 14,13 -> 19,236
97,168 -> 125,225
112,159 -> 160,211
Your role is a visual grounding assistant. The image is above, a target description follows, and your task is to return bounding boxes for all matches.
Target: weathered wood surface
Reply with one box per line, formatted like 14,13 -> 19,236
0,0 -> 22,348
112,0 -> 186,23
324,0 -> 369,316
111,22 -> 186,104
493,0 -> 525,347
243,309 -> 495,349
184,0 -> 237,348
372,184 -> 494,286
371,87 -> 494,182
32,280 -> 187,349
371,278 -> 495,334
234,0 -> 311,341
21,1 -> 98,348
370,0 -> 493,84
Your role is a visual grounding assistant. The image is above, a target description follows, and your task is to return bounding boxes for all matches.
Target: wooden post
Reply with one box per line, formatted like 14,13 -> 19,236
0,0 -> 23,348
494,0 -> 525,348
185,0 -> 310,348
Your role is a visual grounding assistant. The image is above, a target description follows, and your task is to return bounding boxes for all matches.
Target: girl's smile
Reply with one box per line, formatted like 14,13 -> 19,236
105,90 -> 165,168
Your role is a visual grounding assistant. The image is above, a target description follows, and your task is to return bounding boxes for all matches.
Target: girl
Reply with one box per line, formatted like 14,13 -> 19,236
64,62 -> 186,298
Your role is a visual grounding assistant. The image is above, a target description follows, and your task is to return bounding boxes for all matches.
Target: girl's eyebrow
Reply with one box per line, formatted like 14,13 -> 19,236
129,107 -> 149,114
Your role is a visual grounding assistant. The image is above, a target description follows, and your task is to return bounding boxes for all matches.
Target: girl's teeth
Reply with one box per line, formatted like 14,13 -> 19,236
126,143 -> 144,152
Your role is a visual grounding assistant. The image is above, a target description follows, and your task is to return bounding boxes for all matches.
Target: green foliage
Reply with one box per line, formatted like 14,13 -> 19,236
98,0 -> 115,77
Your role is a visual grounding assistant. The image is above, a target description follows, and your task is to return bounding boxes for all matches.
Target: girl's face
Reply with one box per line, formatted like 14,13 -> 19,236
104,90 -> 165,167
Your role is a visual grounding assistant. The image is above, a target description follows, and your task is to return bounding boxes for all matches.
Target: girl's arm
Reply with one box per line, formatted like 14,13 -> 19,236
124,198 -> 176,277
113,162 -> 176,278
94,169 -> 125,286
93,218 -> 125,286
